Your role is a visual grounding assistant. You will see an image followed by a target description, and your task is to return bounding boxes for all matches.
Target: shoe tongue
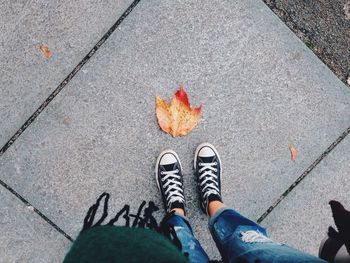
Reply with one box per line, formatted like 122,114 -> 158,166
162,163 -> 177,172
199,156 -> 215,163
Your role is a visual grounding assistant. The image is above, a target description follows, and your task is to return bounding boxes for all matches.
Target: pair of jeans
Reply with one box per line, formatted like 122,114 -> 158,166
162,208 -> 327,263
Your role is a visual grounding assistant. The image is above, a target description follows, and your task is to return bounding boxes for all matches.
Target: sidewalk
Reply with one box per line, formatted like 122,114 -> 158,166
1,0 -> 349,261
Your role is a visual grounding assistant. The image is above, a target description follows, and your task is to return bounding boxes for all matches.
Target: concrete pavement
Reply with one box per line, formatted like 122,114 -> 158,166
1,0 -> 349,261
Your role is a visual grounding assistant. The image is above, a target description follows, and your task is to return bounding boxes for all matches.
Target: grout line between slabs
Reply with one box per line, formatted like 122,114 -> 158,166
0,180 -> 74,242
0,0 -> 141,157
0,0 -> 142,242
257,125 -> 350,224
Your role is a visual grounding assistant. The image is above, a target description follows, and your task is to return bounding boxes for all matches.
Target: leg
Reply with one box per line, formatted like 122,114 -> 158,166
161,211 -> 209,263
208,205 -> 327,262
194,142 -> 326,262
156,149 -> 209,263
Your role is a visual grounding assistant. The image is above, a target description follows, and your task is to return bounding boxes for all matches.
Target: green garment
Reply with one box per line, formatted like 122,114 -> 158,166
63,225 -> 188,263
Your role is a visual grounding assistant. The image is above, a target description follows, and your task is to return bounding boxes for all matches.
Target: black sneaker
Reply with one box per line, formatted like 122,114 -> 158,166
194,143 -> 222,214
155,150 -> 186,214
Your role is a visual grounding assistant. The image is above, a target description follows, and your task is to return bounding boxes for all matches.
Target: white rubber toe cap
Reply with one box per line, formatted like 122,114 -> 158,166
160,153 -> 177,165
198,146 -> 215,157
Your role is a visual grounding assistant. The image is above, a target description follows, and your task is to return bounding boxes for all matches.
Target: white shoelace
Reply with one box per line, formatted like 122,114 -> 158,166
199,162 -> 220,199
241,230 -> 272,243
161,169 -> 185,208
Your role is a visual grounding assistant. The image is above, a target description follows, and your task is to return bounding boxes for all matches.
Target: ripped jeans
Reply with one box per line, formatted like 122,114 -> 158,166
162,208 -> 326,263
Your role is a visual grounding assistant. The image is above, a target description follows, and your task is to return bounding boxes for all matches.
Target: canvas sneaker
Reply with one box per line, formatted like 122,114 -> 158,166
155,150 -> 186,214
194,143 -> 222,214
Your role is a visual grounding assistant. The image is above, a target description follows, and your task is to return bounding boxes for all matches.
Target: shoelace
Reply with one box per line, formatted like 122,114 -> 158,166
199,162 -> 220,199
161,169 -> 185,208
241,230 -> 272,243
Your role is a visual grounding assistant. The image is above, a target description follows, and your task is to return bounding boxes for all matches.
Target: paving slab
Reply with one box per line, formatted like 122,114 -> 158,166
0,0 -> 134,147
261,135 -> 350,256
0,187 -> 70,262
0,0 -> 350,260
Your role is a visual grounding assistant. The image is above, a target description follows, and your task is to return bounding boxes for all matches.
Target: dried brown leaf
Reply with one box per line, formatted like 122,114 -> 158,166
289,144 -> 298,161
39,43 -> 52,58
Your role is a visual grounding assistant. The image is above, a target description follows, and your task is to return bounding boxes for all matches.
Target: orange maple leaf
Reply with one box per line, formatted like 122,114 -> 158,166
156,87 -> 202,137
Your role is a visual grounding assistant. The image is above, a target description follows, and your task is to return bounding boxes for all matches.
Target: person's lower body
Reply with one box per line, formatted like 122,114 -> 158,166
161,211 -> 210,263
156,143 -> 326,263
209,207 -> 327,263
161,207 -> 326,263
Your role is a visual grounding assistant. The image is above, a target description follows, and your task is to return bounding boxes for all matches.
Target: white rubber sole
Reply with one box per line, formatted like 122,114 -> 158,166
155,149 -> 183,192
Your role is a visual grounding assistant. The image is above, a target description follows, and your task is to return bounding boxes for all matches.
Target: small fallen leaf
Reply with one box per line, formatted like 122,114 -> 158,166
63,116 -> 71,125
289,144 -> 298,161
39,43 -> 52,58
156,87 -> 202,137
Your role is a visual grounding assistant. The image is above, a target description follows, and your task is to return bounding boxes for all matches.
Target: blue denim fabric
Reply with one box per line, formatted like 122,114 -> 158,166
163,212 -> 209,263
208,208 -> 327,263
